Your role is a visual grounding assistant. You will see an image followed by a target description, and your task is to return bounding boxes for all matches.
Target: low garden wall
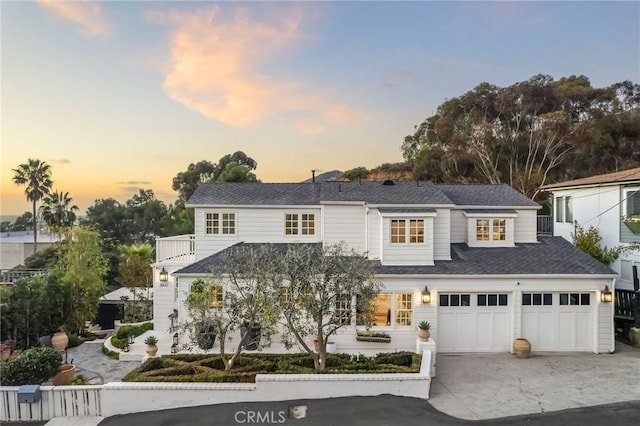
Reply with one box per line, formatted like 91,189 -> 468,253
1,351 -> 432,421
102,350 -> 431,417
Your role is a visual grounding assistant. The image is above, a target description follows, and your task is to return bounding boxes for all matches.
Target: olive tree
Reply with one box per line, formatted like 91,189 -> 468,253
182,245 -> 281,370
276,243 -> 381,372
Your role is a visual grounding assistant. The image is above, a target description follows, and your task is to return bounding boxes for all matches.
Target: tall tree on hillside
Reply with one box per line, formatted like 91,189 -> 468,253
39,190 -> 79,234
403,75 -> 640,198
12,159 -> 53,253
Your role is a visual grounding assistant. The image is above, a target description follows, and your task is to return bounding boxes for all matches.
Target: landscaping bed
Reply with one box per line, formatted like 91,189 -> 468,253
124,352 -> 421,383
110,322 -> 153,349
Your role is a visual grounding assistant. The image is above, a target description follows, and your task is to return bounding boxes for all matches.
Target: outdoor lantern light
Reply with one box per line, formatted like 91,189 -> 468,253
170,344 -> 178,354
421,286 -> 431,304
159,268 -> 169,282
173,333 -> 179,346
601,285 -> 613,303
127,333 -> 135,345
123,343 -> 130,352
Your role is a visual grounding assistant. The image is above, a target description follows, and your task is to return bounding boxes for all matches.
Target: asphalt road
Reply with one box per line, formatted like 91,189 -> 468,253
98,396 -> 640,426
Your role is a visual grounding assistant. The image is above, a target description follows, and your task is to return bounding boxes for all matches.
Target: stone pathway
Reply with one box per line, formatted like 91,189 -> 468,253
66,340 -> 139,384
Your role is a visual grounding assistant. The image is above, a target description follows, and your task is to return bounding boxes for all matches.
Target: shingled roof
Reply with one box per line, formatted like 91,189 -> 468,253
436,184 -> 539,208
174,238 -> 614,276
541,167 -> 640,189
186,181 -> 539,208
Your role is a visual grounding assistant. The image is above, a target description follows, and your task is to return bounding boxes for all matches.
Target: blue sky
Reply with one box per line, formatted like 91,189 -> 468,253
2,1 -> 638,215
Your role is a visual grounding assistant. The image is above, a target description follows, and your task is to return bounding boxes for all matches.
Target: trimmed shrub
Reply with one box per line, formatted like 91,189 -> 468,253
0,347 -> 62,386
110,337 -> 127,349
116,325 -> 135,340
67,334 -> 83,348
123,352 -> 421,383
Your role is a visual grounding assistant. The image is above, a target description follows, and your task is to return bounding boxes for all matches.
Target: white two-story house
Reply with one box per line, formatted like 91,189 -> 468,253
542,167 -> 640,291
153,181 -> 616,354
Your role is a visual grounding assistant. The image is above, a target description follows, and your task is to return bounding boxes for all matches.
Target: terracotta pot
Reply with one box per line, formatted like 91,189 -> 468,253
52,364 -> 76,385
513,338 -> 531,359
418,329 -> 430,342
146,344 -> 158,358
51,332 -> 69,353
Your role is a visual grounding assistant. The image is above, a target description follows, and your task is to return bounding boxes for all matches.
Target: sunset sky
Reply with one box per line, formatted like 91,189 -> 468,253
2,1 -> 638,216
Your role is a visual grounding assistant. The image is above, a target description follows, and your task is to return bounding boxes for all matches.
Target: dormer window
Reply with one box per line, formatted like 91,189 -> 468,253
476,219 -> 506,241
464,210 -> 516,247
391,219 -> 424,244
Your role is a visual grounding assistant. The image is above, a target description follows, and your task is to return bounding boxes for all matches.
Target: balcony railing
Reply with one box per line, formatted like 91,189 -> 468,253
0,269 -> 49,285
537,215 -> 553,237
156,235 -> 195,263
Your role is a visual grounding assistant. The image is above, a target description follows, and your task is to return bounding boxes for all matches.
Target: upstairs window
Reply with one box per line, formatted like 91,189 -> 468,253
555,197 -> 572,223
476,219 -> 506,241
625,189 -> 640,220
391,220 -> 406,243
285,213 -> 315,236
391,219 -> 424,244
206,213 -> 235,235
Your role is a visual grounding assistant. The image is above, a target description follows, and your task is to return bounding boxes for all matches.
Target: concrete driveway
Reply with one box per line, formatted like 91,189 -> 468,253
428,341 -> 640,420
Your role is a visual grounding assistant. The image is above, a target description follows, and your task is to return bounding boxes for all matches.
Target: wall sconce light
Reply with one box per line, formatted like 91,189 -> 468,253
601,285 -> 613,303
173,333 -> 179,346
421,286 -> 431,304
127,333 -> 135,345
159,268 -> 169,282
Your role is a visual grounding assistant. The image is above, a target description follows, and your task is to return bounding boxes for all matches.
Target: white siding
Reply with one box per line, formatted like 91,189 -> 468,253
550,185 -> 640,286
322,205 -> 366,252
381,217 -> 434,266
433,209 -> 451,260
194,207 -> 322,260
449,209 -> 467,243
152,264 -> 188,332
367,209 -> 381,259
514,209 -> 538,243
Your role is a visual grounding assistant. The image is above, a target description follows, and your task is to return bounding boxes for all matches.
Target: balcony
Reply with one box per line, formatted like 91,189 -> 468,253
156,235 -> 195,263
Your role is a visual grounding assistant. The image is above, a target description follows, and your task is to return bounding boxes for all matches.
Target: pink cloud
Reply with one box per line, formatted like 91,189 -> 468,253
38,0 -> 110,37
149,6 -> 365,132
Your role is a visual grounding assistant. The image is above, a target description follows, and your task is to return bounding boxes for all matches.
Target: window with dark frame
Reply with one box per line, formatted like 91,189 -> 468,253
559,293 -> 590,306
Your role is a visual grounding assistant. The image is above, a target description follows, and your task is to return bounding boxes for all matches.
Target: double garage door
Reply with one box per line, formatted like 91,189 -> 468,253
438,292 -> 593,352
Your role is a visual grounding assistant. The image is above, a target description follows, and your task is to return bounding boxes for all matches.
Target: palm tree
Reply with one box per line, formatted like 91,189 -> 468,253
12,159 -> 53,253
39,190 -> 79,232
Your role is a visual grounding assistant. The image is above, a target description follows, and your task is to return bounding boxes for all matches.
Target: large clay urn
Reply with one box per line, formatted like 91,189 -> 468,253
52,364 -> 76,385
513,338 -> 532,359
51,331 -> 69,353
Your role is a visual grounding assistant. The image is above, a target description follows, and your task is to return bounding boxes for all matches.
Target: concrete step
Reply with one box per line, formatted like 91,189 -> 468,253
45,417 -> 105,426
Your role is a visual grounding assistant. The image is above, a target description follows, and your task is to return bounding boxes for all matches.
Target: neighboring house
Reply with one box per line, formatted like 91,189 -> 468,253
154,181 -> 616,354
0,231 -> 57,270
542,167 -> 640,291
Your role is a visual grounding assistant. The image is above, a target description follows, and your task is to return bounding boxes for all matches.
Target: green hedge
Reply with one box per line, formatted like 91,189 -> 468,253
0,347 -> 63,386
101,344 -> 119,360
116,322 -> 153,340
124,352 -> 421,383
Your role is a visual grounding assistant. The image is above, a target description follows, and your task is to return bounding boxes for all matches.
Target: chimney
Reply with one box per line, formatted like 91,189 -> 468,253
311,170 -> 316,183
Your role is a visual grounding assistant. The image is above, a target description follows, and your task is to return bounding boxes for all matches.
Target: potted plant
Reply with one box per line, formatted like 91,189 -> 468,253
144,335 -> 158,357
417,320 -> 431,342
513,338 -> 531,359
52,363 -> 76,385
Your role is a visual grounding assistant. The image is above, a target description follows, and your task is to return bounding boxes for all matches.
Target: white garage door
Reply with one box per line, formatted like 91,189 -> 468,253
438,293 -> 511,352
521,292 -> 593,351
